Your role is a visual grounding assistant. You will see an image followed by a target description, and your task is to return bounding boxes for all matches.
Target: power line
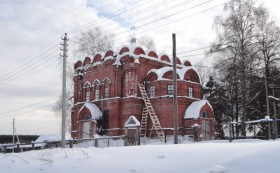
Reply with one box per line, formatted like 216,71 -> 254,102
0,39 -> 58,75
0,49 -> 59,89
0,97 -> 58,116
0,102 -> 56,120
114,1 -> 227,42
70,0 -> 213,41
0,47 -> 59,82
68,0 -> 154,35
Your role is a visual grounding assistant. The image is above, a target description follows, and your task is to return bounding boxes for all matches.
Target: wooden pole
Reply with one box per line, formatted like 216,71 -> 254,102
172,33 -> 178,144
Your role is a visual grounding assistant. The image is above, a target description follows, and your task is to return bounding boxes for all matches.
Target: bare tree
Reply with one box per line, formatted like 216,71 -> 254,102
137,35 -> 156,50
208,0 -> 280,138
254,5 -> 280,78
73,27 -> 115,58
54,27 -> 115,131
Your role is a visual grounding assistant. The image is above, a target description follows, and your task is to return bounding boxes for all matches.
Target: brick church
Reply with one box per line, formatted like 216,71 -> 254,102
71,38 -> 215,140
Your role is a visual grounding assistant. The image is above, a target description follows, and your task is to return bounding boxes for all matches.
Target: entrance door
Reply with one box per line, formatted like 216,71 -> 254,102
202,120 -> 210,140
82,122 -> 90,139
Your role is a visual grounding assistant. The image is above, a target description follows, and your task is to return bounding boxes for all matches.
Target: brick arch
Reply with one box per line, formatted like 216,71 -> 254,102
83,81 -> 91,88
163,70 -> 179,79
74,61 -> 82,70
146,72 -> 158,81
104,50 -> 114,58
103,77 -> 111,84
176,57 -> 182,64
119,47 -> 129,55
134,47 -> 145,55
93,79 -> 101,86
184,69 -> 200,83
78,111 -> 92,121
200,104 -> 214,119
83,57 -> 91,66
148,51 -> 158,59
92,54 -> 102,63
184,60 -> 192,66
160,55 -> 170,62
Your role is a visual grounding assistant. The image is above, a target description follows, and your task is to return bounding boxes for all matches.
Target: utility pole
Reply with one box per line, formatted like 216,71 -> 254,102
12,118 -> 15,144
12,118 -> 15,153
270,84 -> 279,139
61,33 -> 68,148
172,33 -> 178,144
264,77 -> 271,140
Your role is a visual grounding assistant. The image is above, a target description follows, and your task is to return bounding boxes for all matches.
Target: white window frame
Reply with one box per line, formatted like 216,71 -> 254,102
104,87 -> 109,98
189,87 -> 193,98
167,85 -> 173,95
86,91 -> 90,102
95,88 -> 99,100
150,86 -> 155,97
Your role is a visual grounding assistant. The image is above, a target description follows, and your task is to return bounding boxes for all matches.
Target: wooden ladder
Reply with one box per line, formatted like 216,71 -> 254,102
138,84 -> 164,141
140,107 -> 148,137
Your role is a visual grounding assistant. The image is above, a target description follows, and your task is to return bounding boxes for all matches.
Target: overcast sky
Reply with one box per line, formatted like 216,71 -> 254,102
0,0 -> 279,135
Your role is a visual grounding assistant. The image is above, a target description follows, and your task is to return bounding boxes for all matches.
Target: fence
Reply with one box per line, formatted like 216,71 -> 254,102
0,127 -> 198,154
0,135 -> 126,154
228,118 -> 280,142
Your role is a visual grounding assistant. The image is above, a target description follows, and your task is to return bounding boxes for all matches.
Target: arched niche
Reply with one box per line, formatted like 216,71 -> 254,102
104,50 -> 114,58
83,57 -> 91,66
148,51 -> 158,59
134,47 -> 145,55
119,47 -> 129,55
160,55 -> 170,62
163,70 -> 179,79
74,61 -> 82,70
93,54 -> 102,63
146,72 -> 158,81
184,69 -> 200,83
176,57 -> 182,64
183,60 -> 192,66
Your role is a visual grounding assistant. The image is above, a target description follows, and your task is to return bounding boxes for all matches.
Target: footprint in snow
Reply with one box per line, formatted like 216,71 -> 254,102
157,154 -> 167,159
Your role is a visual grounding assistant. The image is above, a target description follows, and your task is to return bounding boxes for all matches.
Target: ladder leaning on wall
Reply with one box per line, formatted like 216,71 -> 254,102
138,84 -> 164,141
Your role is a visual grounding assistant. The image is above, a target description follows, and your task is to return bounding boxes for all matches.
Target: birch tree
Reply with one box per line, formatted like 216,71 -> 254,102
73,27 -> 115,58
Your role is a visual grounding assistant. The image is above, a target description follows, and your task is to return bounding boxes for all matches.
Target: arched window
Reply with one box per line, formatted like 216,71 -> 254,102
201,112 -> 208,118
84,114 -> 91,120
103,77 -> 111,99
83,81 -> 91,102
93,79 -> 101,100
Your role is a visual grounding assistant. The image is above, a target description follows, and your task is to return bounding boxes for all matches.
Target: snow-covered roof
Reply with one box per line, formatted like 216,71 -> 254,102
78,102 -> 102,120
124,115 -> 140,127
75,41 -> 196,72
147,66 -> 201,83
35,134 -> 61,142
184,100 -> 212,119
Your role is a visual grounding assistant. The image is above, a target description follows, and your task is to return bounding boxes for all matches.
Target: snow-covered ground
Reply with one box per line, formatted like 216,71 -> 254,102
0,138 -> 279,173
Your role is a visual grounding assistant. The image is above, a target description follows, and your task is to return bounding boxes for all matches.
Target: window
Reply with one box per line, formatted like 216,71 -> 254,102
201,112 -> 208,118
84,114 -> 91,120
149,86 -> 155,97
167,85 -> 173,95
104,87 -> 109,98
95,88 -> 99,100
103,77 -> 111,99
83,82 -> 91,102
189,87 -> 193,98
86,91 -> 90,102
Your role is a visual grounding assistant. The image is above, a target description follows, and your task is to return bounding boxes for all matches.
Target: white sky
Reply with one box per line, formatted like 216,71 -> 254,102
0,0 -> 279,135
